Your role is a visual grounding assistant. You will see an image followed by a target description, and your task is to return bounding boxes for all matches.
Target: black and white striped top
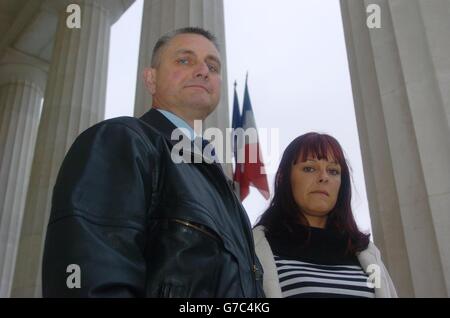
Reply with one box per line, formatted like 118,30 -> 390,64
274,255 -> 375,298
266,224 -> 375,298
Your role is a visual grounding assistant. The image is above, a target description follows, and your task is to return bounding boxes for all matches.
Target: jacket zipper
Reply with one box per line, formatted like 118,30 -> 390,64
209,163 -> 262,294
170,218 -> 220,242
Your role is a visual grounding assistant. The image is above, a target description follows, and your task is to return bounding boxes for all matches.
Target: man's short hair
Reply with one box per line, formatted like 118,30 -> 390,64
151,27 -> 219,67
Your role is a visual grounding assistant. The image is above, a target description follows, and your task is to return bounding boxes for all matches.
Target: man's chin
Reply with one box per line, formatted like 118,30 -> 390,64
185,100 -> 218,116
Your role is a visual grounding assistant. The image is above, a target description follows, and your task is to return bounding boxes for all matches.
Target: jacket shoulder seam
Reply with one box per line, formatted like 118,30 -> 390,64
99,120 -> 156,154
48,209 -> 145,232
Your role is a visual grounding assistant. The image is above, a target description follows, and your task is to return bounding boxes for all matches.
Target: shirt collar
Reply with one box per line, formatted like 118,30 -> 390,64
156,109 -> 198,141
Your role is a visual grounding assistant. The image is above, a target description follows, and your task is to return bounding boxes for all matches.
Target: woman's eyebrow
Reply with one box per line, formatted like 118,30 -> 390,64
304,158 -> 339,165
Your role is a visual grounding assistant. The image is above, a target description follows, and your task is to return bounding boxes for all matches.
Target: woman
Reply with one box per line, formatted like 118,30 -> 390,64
253,132 -> 397,298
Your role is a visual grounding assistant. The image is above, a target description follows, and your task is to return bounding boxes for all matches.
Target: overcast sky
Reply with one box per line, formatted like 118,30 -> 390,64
104,0 -> 372,235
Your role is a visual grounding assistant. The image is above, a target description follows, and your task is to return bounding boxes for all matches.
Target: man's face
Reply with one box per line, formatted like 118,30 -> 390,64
145,33 -> 222,124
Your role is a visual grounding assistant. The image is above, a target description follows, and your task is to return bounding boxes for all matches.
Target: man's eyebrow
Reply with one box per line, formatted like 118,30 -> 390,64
173,49 -> 221,67
174,49 -> 195,56
205,55 -> 221,68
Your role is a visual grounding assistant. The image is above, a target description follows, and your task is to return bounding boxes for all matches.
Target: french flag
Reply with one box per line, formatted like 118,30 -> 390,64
233,75 -> 270,201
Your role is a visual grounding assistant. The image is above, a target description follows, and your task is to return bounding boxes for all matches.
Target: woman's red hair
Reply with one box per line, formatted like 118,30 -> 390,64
256,132 -> 370,254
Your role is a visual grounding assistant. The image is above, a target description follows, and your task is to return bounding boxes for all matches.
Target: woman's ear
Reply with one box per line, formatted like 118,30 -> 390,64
143,68 -> 156,94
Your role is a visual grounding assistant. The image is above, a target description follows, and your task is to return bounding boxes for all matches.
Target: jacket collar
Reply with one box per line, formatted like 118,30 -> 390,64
140,108 -> 184,146
356,243 -> 389,298
356,243 -> 378,270
253,225 -> 283,298
140,108 -> 222,169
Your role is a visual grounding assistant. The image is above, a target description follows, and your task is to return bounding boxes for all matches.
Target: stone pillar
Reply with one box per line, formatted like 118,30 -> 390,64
10,0 -> 134,297
134,0 -> 233,176
340,0 -> 450,297
0,49 -> 47,298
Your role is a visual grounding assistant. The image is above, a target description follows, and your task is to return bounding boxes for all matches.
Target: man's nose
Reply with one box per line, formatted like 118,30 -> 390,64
193,62 -> 209,79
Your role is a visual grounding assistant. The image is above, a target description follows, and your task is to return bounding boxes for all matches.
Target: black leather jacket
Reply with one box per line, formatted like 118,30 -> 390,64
42,109 -> 265,298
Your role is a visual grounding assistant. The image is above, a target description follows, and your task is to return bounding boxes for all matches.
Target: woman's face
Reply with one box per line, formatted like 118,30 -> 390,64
290,153 -> 342,228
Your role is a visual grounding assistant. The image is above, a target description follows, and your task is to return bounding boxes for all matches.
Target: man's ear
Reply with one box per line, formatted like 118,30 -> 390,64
143,67 -> 157,94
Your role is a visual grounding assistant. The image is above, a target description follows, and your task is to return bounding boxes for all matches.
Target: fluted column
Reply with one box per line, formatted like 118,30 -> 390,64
11,0 -> 134,297
340,0 -> 450,297
134,0 -> 232,176
0,49 -> 47,298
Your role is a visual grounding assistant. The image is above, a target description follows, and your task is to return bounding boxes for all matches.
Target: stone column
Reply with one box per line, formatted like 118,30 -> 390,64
134,0 -> 233,176
10,0 -> 134,297
340,0 -> 450,297
0,49 -> 47,298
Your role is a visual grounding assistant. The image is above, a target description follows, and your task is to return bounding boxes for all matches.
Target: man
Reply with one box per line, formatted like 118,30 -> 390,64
42,27 -> 264,297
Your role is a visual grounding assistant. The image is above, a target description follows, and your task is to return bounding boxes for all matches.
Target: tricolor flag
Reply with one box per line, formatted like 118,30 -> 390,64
233,75 -> 270,201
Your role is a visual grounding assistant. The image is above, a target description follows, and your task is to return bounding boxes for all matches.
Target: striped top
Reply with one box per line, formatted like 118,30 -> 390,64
266,223 -> 375,298
274,255 -> 375,298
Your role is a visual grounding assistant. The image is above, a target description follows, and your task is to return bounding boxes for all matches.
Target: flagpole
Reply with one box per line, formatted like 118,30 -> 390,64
232,79 -> 241,201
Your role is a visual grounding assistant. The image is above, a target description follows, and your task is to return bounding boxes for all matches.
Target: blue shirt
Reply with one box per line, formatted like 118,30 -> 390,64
156,108 -> 216,161
156,109 -> 197,141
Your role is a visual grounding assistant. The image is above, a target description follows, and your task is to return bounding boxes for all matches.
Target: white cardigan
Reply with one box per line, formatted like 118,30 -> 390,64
253,225 -> 398,298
